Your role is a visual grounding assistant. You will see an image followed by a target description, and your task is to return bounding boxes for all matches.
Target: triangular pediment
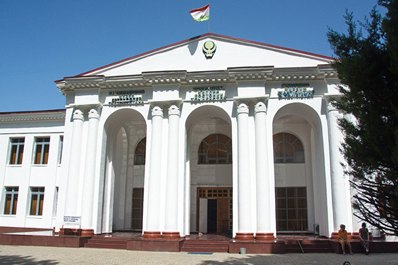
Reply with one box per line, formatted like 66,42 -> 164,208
78,33 -> 332,77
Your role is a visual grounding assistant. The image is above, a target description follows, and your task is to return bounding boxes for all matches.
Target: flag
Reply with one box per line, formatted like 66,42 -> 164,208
189,4 -> 210,22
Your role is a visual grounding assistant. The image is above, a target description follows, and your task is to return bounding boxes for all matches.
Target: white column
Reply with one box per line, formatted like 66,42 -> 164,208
81,108 -> 100,235
64,109 -> 84,223
254,102 -> 274,240
327,102 -> 352,232
144,106 -> 163,238
164,105 -> 180,238
236,103 -> 254,240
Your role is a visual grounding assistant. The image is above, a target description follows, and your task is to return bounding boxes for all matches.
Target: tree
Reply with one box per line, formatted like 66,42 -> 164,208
327,0 -> 398,235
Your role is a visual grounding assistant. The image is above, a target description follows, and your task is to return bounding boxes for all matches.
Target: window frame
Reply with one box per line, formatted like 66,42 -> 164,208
33,137 -> 50,165
134,137 -> 146,165
273,132 -> 305,164
198,134 -> 232,164
57,135 -> 64,165
3,187 -> 19,215
8,137 -> 25,165
29,187 -> 45,216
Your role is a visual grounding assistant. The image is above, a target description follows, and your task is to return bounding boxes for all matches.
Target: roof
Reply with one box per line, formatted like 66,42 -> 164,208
72,32 -> 334,78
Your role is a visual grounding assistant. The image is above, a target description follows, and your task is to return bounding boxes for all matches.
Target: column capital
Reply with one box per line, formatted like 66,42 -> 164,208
237,103 -> 249,114
88,108 -> 100,120
151,106 -> 163,117
168,105 -> 180,116
254,101 -> 267,114
72,109 -> 84,121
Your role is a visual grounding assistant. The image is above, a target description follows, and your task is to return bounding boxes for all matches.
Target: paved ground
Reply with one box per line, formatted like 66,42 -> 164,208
0,245 -> 397,265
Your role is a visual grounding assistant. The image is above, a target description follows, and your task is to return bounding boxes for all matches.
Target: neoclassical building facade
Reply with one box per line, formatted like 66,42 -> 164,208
0,33 -> 356,239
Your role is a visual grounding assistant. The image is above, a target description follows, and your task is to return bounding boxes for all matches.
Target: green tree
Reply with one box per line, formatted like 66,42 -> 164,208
327,0 -> 398,235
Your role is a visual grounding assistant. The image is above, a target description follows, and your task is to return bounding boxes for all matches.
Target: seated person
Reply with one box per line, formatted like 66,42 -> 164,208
359,222 -> 370,254
338,224 -> 353,254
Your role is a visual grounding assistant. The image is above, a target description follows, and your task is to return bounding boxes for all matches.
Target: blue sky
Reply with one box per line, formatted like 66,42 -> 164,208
0,0 -> 383,112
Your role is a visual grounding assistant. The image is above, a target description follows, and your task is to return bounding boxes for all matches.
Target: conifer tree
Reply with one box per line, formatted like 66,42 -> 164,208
327,0 -> 398,235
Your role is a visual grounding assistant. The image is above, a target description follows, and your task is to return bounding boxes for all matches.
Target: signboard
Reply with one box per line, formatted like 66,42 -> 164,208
108,90 -> 144,106
278,84 -> 314,100
191,86 -> 226,102
64,216 -> 81,225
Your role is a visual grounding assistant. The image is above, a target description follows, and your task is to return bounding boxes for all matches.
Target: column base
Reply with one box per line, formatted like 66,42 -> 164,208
143,231 -> 162,239
80,229 -> 94,237
235,232 -> 255,241
255,233 -> 275,241
162,232 -> 180,240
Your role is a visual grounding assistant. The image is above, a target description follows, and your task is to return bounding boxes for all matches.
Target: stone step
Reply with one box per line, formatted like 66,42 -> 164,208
181,240 -> 229,253
85,237 -> 128,249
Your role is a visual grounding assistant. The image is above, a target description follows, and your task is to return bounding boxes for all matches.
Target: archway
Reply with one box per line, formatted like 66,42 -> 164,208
102,108 -> 147,232
185,105 -> 233,236
272,103 -> 327,234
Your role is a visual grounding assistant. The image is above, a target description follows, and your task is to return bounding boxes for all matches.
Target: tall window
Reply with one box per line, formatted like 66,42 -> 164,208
198,134 -> 232,164
29,187 -> 45,216
58,136 -> 63,165
33,137 -> 50,165
9,138 -> 25,165
134,138 -> 146,165
276,187 -> 308,231
3,187 -> 18,215
273,133 -> 304,163
53,187 -> 59,217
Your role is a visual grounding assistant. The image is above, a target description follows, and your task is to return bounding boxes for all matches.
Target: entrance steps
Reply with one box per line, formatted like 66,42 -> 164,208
181,238 -> 229,253
84,236 -> 129,249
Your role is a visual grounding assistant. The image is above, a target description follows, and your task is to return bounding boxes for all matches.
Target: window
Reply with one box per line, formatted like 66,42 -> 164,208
33,137 -> 50,165
198,134 -> 232,164
134,138 -> 146,165
276,187 -> 308,231
53,187 -> 59,217
273,133 -> 304,163
9,138 -> 24,165
3,187 -> 18,215
58,136 -> 63,164
29,187 -> 45,216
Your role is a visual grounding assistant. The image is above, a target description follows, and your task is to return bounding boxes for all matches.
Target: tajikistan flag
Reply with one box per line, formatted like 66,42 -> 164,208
189,4 -> 210,22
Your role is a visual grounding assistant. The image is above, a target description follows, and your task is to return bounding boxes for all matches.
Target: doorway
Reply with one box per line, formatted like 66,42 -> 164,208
197,187 -> 232,236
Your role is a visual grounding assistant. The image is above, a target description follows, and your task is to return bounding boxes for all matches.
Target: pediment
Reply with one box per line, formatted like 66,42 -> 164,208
78,33 -> 332,77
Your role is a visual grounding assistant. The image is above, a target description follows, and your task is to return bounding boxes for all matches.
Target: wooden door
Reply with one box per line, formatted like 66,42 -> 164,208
217,198 -> 230,235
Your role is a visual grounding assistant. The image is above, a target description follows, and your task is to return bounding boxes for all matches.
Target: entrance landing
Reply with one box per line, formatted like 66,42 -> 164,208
0,228 -> 397,254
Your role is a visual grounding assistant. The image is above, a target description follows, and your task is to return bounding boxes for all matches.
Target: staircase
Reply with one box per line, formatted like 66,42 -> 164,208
181,239 -> 230,253
84,236 -> 129,249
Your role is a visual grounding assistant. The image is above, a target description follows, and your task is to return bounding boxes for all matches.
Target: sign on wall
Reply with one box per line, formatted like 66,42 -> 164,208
190,86 -> 226,102
278,84 -> 314,100
108,90 -> 144,106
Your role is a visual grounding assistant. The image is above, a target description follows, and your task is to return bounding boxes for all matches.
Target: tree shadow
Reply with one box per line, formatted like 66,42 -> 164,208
0,254 -> 58,265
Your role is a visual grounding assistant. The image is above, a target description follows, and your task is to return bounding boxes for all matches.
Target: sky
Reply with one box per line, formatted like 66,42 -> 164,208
0,0 -> 384,112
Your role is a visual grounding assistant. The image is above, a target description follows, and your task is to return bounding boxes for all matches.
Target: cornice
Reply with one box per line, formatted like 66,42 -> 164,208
0,110 -> 65,123
56,65 -> 338,93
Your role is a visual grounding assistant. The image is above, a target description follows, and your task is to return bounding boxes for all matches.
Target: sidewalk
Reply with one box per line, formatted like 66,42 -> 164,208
0,245 -> 397,265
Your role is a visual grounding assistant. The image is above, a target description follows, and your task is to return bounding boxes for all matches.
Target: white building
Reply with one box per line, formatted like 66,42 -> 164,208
0,33 -> 355,240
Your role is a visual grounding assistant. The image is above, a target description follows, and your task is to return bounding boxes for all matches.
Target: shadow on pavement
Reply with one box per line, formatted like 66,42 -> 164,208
0,255 -> 58,265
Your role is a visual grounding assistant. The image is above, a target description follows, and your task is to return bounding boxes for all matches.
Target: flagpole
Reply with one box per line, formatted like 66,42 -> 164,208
208,1 -> 211,33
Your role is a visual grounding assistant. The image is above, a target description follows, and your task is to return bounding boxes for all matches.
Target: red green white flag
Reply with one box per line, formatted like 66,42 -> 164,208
189,4 -> 210,22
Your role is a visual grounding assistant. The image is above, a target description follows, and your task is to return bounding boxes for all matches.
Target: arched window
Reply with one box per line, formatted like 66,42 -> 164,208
134,137 -> 146,165
273,133 -> 304,163
198,134 -> 232,164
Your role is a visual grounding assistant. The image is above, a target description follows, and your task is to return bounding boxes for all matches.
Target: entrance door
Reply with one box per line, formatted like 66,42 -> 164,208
197,188 -> 232,235
131,188 -> 144,231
